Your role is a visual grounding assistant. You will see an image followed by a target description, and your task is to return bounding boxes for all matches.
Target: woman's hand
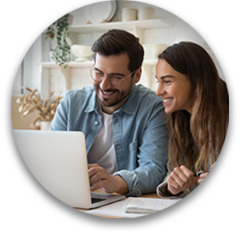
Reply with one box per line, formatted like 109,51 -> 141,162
197,162 -> 215,184
197,172 -> 209,184
167,165 -> 197,195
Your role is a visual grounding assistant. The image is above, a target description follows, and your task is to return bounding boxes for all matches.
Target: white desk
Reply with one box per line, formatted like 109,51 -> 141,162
77,190 -> 165,218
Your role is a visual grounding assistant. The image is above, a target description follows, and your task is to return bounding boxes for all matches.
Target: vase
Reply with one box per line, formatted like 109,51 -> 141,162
138,7 -> 156,20
40,121 -> 51,131
122,8 -> 137,21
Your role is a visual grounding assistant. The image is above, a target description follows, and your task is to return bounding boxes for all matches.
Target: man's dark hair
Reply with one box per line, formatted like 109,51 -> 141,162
92,29 -> 144,72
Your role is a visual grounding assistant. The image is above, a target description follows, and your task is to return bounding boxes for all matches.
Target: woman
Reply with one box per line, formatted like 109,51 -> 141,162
155,42 -> 229,197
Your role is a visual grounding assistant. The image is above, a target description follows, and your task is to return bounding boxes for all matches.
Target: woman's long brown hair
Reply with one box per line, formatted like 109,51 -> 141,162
158,42 -> 229,172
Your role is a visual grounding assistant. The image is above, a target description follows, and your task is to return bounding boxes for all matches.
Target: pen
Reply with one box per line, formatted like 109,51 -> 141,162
194,171 -> 210,177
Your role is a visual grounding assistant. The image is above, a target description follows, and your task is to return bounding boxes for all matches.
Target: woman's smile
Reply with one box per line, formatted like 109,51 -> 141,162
162,97 -> 173,106
155,59 -> 193,114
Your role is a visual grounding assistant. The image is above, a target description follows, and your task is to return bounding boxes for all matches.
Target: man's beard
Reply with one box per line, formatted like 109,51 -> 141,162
95,84 -> 132,108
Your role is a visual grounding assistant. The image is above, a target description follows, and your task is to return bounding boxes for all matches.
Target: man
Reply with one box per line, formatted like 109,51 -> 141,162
50,29 -> 168,197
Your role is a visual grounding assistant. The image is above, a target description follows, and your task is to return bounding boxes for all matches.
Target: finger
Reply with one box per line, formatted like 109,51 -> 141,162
167,184 -> 180,195
90,179 -> 104,191
167,172 -> 184,189
197,178 -> 204,184
175,166 -> 189,182
198,172 -> 208,180
88,164 -> 100,169
173,176 -> 186,189
178,166 -> 197,184
88,165 -> 104,177
167,176 -> 183,195
89,171 -> 106,185
168,166 -> 196,192
88,166 -> 98,178
210,162 -> 215,170
197,172 -> 209,184
179,165 -> 195,179
173,166 -> 195,184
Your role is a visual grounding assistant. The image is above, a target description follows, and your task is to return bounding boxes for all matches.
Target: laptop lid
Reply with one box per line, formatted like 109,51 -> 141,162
13,130 -> 93,209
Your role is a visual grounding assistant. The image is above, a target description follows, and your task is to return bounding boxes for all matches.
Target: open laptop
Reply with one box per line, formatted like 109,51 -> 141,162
13,130 -> 125,209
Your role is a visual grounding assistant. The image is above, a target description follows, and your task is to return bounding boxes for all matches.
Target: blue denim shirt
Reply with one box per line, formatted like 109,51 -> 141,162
50,84 -> 168,196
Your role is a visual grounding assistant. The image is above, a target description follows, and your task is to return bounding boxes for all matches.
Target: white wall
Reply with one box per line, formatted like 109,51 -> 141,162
12,0 -> 224,97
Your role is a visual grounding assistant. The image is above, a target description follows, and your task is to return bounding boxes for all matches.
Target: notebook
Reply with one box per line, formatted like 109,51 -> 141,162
122,197 -> 181,214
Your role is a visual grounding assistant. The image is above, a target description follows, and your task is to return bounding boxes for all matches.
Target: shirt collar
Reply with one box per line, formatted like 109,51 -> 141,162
116,85 -> 137,115
84,87 -> 100,113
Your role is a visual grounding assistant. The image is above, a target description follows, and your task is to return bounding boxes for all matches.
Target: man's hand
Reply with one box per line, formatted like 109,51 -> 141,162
88,164 -> 129,195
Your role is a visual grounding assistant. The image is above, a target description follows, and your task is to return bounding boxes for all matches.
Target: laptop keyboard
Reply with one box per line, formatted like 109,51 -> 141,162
91,197 -> 107,204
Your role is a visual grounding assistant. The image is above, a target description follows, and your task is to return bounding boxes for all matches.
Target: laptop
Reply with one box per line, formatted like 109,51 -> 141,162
13,130 -> 125,209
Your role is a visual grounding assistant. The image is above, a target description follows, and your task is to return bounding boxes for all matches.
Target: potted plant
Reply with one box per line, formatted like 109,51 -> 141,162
16,87 -> 63,130
45,14 -> 73,68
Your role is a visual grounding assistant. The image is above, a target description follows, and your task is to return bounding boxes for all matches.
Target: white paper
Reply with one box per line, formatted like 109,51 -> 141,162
122,197 -> 182,214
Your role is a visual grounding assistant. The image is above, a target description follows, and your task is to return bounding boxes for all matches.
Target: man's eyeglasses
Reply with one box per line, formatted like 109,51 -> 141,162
90,69 -> 135,87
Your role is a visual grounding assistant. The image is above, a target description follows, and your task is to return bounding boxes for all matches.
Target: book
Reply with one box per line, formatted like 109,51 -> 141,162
122,197 -> 181,214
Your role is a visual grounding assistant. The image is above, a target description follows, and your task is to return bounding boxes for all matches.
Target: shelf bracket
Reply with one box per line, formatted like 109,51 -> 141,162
59,66 -> 71,91
133,26 -> 144,44
142,63 -> 154,89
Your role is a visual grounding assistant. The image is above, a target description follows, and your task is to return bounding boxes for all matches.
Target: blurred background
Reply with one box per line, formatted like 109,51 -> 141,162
11,0 -> 223,130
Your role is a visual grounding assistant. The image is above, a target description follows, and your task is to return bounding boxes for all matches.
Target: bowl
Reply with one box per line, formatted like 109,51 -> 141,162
71,44 -> 94,61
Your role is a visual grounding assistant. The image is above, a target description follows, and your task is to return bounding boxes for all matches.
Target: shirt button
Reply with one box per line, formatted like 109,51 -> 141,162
95,121 -> 98,125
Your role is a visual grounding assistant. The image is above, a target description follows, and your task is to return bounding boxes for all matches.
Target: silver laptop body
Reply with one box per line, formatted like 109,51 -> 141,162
13,130 -> 125,209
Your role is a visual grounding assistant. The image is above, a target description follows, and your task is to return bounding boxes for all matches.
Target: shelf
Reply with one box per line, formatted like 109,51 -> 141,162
38,61 -> 95,68
37,59 -> 158,91
68,19 -> 172,33
38,59 -> 157,68
143,59 -> 158,66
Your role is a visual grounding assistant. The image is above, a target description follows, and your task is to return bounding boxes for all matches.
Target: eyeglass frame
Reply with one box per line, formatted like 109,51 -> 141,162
90,68 -> 136,87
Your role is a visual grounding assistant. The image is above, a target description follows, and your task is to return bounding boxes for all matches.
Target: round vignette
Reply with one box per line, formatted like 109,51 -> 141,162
11,0 -> 229,216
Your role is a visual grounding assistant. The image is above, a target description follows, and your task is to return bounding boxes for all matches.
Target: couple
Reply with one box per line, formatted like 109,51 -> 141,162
50,29 -> 229,198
